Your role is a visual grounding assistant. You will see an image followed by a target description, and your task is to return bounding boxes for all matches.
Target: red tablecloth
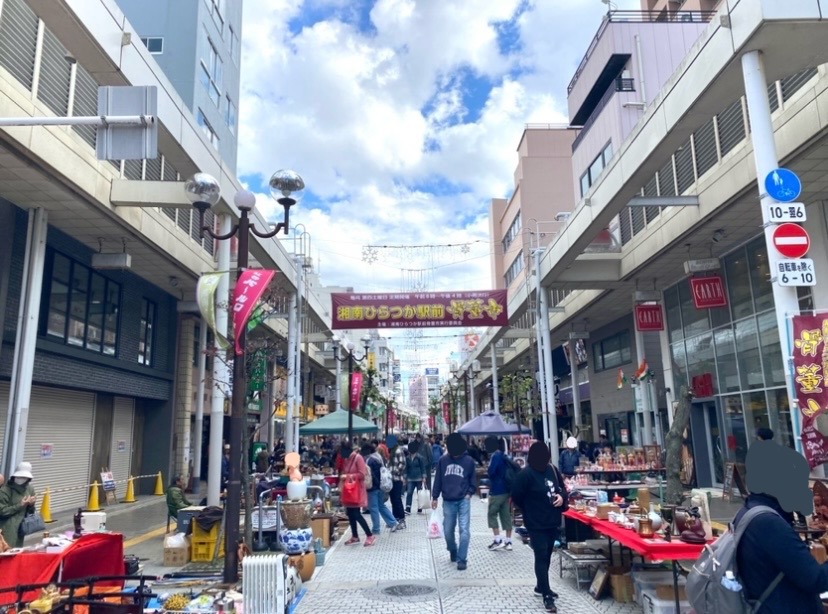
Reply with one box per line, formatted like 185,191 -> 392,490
0,532 -> 124,605
564,509 -> 708,561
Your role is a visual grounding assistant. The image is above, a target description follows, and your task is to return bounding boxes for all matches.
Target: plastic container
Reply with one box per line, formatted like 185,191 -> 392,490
632,570 -> 686,604
641,588 -> 692,614
191,537 -> 225,562
191,521 -> 220,541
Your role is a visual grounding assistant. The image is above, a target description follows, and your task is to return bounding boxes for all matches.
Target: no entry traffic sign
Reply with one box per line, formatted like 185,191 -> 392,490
772,223 -> 810,259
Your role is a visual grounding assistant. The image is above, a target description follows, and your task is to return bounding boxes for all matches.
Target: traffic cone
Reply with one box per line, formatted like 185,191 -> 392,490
154,471 -> 164,496
87,481 -> 100,512
40,487 -> 54,523
123,475 -> 136,503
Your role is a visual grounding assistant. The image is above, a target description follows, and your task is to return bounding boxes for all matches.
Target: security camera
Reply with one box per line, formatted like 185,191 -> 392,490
712,229 -> 726,243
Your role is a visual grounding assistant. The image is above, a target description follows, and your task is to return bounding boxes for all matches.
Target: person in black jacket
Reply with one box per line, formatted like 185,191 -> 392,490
734,440 -> 828,613
511,441 -> 568,613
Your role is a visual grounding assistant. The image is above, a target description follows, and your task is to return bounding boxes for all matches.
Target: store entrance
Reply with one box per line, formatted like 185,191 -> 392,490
688,400 -> 725,488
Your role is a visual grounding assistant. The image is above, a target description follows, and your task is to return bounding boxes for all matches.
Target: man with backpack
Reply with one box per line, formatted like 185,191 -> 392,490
486,437 -> 514,551
688,440 -> 828,613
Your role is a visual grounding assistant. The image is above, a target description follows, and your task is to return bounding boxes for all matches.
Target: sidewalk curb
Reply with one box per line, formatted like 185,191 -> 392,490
28,496 -> 165,542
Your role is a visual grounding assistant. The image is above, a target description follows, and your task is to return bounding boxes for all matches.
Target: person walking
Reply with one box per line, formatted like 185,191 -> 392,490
431,433 -> 477,571
486,438 -> 513,551
365,443 -> 400,535
431,437 -> 443,471
419,436 -> 434,492
339,442 -> 374,546
511,442 -> 567,613
0,462 -> 37,549
405,441 -> 428,514
389,436 -> 407,528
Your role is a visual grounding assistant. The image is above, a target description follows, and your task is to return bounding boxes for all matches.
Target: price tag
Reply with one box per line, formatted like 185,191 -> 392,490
776,258 -> 816,286
767,202 -> 806,222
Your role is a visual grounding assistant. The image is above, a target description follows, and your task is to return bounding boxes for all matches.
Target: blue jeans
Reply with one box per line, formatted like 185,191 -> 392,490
406,480 -> 423,510
367,489 -> 397,534
442,498 -> 471,563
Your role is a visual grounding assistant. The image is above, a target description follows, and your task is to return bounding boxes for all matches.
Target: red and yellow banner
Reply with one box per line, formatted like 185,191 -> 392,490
331,290 -> 508,329
792,314 -> 828,468
232,269 -> 275,355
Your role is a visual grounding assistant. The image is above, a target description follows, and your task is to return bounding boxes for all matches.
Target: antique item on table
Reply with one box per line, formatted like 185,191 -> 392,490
674,507 -> 691,533
637,516 -> 654,537
648,504 -> 663,532
660,504 -> 676,534
680,507 -> 707,544
281,500 -> 312,530
612,492 -> 623,505
811,482 -> 828,529
73,507 -> 83,539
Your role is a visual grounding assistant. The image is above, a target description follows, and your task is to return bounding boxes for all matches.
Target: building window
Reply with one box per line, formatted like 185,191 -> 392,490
504,250 -> 524,287
225,96 -> 237,134
138,299 -> 156,366
579,141 -> 614,197
200,32 -> 222,107
140,37 -> 164,54
197,109 -> 219,150
592,329 -> 631,371
229,25 -> 239,65
208,0 -> 225,31
501,213 -> 521,253
42,250 -> 120,356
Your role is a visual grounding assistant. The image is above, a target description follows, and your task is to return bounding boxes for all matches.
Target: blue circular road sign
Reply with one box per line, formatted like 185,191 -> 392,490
764,168 -> 801,203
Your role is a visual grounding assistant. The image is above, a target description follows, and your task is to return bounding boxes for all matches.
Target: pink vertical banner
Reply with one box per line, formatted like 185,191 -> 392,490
232,269 -> 275,355
349,371 -> 363,412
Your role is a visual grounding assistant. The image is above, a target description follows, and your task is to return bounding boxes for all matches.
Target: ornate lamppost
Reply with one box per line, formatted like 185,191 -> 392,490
184,170 -> 304,584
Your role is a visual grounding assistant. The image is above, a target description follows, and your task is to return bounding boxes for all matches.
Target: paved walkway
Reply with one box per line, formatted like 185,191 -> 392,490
296,498 -> 643,614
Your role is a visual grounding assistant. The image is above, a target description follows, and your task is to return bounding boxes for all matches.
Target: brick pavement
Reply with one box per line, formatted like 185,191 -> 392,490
295,497 -> 645,614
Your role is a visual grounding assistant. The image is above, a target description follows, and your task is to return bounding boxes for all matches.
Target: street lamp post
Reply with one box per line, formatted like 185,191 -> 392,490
185,170 -> 304,585
347,336 -> 371,443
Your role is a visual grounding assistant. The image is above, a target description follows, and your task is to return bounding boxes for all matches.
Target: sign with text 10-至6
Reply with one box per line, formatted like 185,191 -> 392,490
690,276 -> 728,309
331,290 -> 508,329
634,304 -> 664,331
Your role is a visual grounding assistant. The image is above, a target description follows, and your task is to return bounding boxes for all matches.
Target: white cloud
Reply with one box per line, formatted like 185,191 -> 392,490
238,0 -> 639,385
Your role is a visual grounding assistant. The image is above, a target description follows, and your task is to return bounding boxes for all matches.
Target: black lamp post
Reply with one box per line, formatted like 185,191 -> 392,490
332,334 -> 370,443
185,170 -> 304,585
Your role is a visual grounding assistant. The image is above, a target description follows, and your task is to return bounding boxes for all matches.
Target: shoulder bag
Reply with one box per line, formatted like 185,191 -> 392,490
19,509 -> 45,538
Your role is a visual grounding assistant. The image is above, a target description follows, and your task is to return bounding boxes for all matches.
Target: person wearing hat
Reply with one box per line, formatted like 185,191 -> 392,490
0,462 -> 37,548
511,442 -> 567,613
559,436 -> 581,479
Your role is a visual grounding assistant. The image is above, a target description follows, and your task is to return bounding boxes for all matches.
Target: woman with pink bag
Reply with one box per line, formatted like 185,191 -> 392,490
339,441 -> 375,546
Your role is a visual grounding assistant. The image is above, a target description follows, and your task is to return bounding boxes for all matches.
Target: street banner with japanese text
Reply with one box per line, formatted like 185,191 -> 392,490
331,290 -> 508,329
196,272 -> 230,350
792,314 -> 828,468
349,371 -> 363,412
232,269 -> 275,355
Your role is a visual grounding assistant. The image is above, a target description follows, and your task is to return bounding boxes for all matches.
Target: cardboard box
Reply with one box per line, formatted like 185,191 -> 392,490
610,568 -> 635,603
655,585 -> 687,601
311,515 -> 332,548
568,542 -> 590,554
163,546 -> 189,567
596,503 -> 620,520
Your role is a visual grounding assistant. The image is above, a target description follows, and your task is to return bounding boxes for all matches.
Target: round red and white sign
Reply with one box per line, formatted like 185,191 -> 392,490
772,223 -> 810,259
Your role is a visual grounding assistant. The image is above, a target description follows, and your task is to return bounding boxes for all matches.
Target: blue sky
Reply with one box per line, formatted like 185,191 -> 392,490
238,0 -> 639,389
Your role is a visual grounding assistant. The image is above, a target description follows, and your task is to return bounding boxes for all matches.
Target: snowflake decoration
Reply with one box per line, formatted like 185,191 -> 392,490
460,243 -> 471,254
362,245 -> 379,264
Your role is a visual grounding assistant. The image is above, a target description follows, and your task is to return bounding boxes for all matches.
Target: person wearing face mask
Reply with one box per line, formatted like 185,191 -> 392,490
0,462 -> 37,548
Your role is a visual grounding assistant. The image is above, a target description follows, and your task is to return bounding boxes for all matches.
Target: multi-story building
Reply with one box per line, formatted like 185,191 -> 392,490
115,0 -> 241,173
466,0 -> 828,486
408,374 -> 427,416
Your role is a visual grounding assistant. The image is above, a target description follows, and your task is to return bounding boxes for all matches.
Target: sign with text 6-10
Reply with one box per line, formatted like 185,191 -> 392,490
776,259 -> 816,287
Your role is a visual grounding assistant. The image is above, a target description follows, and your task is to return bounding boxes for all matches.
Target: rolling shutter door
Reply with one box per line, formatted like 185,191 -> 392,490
0,382 -> 8,455
23,386 -> 94,513
110,397 -> 134,492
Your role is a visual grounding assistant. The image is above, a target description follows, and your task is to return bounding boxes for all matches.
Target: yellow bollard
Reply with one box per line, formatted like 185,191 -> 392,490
40,487 -> 54,523
87,481 -> 101,512
123,475 -> 136,503
154,471 -> 164,496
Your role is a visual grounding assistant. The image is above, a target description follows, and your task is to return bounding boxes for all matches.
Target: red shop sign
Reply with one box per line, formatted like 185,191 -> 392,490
690,276 -> 728,309
635,304 -> 664,331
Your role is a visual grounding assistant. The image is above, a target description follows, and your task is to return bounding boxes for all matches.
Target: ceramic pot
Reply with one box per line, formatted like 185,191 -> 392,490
287,480 -> 308,501
282,500 -> 312,529
288,551 -> 317,582
280,527 -> 314,554
648,504 -> 663,532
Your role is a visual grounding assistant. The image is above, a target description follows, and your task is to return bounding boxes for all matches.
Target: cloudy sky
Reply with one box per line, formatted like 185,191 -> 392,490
237,0 -> 637,396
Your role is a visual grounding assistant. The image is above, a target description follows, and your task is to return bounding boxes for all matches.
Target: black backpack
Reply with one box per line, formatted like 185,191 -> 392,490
503,456 -> 521,493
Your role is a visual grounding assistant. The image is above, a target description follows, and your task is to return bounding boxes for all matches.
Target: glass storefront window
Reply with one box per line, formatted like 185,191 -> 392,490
714,327 -> 740,393
685,332 -> 715,391
726,250 -> 754,320
735,317 -> 763,390
679,278 -> 710,339
742,390 -> 770,440
671,341 -> 688,392
748,240 -> 774,313
665,285 -> 683,343
767,388 -> 794,449
757,311 -> 785,387
722,394 -> 748,463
